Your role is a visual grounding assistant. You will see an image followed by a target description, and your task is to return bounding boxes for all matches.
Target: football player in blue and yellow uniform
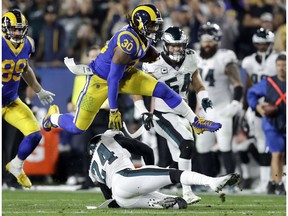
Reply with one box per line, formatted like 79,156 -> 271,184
2,9 -> 55,188
43,4 -> 221,136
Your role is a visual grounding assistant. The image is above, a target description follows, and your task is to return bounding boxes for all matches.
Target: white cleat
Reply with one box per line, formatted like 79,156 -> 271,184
183,191 -> 201,204
210,173 -> 240,193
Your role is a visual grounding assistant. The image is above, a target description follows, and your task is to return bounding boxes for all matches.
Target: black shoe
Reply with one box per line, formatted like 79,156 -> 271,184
78,180 -> 98,190
241,178 -> 253,189
275,182 -> 286,195
175,197 -> 188,209
267,181 -> 276,194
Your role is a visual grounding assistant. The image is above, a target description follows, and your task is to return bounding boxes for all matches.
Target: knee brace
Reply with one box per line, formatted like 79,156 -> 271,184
239,151 -> 250,164
169,169 -> 183,184
259,153 -> 272,166
179,140 -> 195,159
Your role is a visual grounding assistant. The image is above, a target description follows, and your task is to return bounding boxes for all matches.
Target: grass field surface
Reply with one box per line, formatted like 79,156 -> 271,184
2,189 -> 286,216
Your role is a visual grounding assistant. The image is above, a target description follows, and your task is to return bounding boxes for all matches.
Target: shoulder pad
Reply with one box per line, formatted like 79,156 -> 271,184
26,36 -> 35,54
117,31 -> 139,56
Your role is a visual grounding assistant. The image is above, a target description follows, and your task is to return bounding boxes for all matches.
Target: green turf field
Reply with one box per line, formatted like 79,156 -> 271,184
2,190 -> 286,216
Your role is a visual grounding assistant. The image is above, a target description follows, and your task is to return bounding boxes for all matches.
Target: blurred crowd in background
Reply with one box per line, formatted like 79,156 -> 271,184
2,0 -> 286,192
2,0 -> 286,65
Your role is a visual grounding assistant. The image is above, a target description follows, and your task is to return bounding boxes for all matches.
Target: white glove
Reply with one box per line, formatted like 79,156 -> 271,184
219,100 -> 243,117
36,88 -> 55,105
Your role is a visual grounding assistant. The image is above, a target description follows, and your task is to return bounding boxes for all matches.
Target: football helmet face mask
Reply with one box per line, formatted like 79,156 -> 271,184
2,9 -> 28,44
162,26 -> 188,62
252,28 -> 274,55
129,4 -> 163,43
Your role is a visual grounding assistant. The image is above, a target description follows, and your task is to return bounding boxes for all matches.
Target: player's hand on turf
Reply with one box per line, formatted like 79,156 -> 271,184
202,98 -> 213,112
109,109 -> 122,130
36,88 -> 55,105
142,112 -> 154,131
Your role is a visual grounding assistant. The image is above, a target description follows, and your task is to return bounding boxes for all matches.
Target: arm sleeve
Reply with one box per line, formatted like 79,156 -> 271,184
114,134 -> 155,165
247,79 -> 267,111
107,62 -> 126,109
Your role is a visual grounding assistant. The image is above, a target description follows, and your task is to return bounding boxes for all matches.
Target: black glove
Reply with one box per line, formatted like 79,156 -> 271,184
202,98 -> 213,112
141,112 -> 154,131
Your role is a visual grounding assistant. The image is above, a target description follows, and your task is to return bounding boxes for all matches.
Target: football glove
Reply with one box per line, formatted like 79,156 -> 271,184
219,100 -> 243,117
202,98 -> 213,112
142,112 -> 154,131
36,88 -> 55,105
109,109 -> 122,130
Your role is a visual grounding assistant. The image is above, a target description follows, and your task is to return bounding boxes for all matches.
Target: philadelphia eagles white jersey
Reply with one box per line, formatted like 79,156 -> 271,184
142,49 -> 198,113
197,49 -> 238,107
241,52 -> 278,84
89,134 -> 134,188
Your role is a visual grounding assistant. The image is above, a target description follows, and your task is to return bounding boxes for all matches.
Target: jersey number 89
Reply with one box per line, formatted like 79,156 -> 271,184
2,59 -> 26,82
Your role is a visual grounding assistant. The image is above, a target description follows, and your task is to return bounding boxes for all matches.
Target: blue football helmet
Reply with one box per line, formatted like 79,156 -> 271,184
2,9 -> 28,44
128,4 -> 163,43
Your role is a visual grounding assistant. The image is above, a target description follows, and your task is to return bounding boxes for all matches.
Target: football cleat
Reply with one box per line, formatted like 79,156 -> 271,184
6,162 -> 32,188
210,173 -> 240,193
275,182 -> 286,195
183,191 -> 201,204
148,197 -> 187,209
42,105 -> 60,131
191,116 -> 222,135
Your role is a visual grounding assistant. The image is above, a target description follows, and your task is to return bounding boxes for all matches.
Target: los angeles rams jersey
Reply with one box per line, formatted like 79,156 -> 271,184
89,25 -> 152,80
197,49 -> 238,107
89,134 -> 134,188
2,36 -> 35,107
142,49 -> 198,113
241,52 -> 278,84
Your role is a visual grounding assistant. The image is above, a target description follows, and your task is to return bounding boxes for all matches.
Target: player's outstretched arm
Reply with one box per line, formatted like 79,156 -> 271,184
22,64 -> 55,105
114,134 -> 155,165
219,63 -> 243,117
192,70 -> 213,112
133,95 -> 155,131
108,47 -> 131,130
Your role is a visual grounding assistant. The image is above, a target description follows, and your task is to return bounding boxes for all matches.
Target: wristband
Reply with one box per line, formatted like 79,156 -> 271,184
134,100 -> 149,114
197,90 -> 209,102
233,86 -> 243,101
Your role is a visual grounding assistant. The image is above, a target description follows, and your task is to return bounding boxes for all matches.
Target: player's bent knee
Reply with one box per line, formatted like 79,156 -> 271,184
69,124 -> 86,134
153,82 -> 181,108
179,140 -> 195,159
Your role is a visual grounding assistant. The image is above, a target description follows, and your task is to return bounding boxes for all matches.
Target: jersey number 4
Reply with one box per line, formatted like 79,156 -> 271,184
199,68 -> 215,87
